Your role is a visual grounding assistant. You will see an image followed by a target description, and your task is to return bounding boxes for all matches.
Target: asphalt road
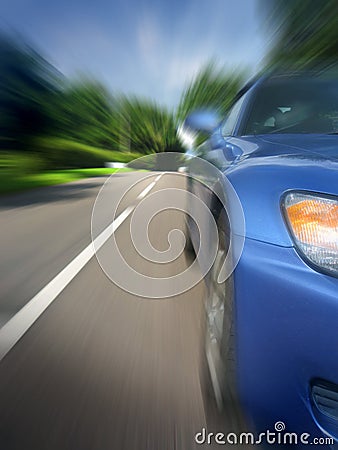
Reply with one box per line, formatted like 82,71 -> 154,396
0,172 -> 249,450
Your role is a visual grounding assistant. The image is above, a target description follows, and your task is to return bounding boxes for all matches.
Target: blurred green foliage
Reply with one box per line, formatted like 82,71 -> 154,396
176,62 -> 246,146
0,34 -> 244,183
34,137 -> 142,169
0,152 -> 44,175
4,0 -> 337,189
50,79 -> 119,150
0,35 -> 60,150
0,167 -> 129,195
261,0 -> 338,70
117,96 -> 183,154
0,33 -> 184,177
176,62 -> 245,123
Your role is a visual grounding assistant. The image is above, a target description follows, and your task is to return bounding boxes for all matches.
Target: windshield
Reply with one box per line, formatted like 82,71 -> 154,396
244,76 -> 338,135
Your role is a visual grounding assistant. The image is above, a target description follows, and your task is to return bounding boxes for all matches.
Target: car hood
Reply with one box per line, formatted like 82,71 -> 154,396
255,134 -> 338,162
224,134 -> 338,247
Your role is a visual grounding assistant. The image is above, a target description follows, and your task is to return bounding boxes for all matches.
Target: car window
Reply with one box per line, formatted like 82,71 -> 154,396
244,77 -> 338,135
221,94 -> 246,136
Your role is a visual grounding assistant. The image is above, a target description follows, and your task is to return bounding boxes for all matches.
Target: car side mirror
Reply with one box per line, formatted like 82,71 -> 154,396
184,110 -> 220,134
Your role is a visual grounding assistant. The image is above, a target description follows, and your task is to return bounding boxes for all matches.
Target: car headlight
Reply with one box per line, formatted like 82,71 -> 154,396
282,191 -> 338,277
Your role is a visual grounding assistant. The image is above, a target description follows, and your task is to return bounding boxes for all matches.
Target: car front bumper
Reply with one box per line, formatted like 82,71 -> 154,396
234,237 -> 338,447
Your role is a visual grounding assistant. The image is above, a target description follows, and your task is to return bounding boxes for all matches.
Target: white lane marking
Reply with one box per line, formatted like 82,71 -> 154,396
136,173 -> 163,199
93,206 -> 134,250
0,173 -> 165,361
206,346 -> 223,412
154,173 -> 163,182
137,181 -> 156,199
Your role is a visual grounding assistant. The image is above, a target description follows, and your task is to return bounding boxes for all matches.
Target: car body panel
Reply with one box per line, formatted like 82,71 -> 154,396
225,135 -> 338,246
185,73 -> 338,447
189,134 -> 338,247
235,238 -> 338,440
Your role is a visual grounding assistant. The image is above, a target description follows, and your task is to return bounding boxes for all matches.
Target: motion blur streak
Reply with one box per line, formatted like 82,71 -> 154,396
260,0 -> 338,71
0,173 -> 249,449
0,173 -> 166,361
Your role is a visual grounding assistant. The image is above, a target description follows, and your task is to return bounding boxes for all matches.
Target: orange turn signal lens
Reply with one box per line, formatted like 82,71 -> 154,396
283,192 -> 338,276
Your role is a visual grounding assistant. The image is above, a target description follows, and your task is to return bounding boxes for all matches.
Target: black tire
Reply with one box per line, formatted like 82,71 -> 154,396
184,213 -> 197,258
200,209 -> 246,432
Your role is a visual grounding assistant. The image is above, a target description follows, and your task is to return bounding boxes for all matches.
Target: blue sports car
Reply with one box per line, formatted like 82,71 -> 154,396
185,72 -> 338,448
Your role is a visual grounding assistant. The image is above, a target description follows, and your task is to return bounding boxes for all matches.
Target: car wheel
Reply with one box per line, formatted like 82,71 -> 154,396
201,209 -> 243,427
184,215 -> 195,255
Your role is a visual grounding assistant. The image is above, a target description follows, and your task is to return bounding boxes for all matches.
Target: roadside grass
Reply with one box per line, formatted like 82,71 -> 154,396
34,138 -> 144,168
0,167 -> 133,195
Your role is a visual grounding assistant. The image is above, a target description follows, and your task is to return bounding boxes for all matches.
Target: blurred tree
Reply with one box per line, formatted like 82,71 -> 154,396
52,85 -> 183,154
51,79 -> 119,150
117,96 -> 183,153
176,62 -> 245,123
261,0 -> 338,70
176,62 -> 245,148
0,34 -> 61,150
1,34 -> 249,166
